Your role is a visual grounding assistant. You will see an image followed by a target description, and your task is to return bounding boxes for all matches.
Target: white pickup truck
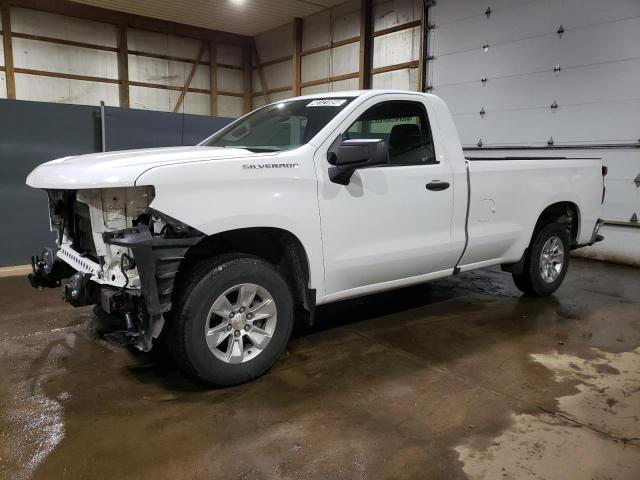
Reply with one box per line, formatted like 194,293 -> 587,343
26,90 -> 605,386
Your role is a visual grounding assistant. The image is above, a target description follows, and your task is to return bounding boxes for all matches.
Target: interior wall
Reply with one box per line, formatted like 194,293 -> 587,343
252,0 -> 423,107
1,5 -> 249,118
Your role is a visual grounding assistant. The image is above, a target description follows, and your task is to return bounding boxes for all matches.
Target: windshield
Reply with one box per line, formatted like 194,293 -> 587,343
201,98 -> 355,152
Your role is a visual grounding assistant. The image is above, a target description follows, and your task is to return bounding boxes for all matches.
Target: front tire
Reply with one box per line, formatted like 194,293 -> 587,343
512,222 -> 570,297
168,255 -> 294,386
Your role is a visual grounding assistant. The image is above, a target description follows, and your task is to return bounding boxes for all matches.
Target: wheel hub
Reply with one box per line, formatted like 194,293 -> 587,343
204,283 -> 278,364
539,235 -> 564,283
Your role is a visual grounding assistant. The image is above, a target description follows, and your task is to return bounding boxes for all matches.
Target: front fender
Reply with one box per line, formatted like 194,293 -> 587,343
134,152 -> 325,297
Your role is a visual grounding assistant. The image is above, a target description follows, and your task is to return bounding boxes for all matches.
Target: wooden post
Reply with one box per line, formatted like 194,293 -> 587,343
358,0 -> 372,90
418,2 -> 425,92
292,17 -> 302,96
1,2 -> 16,99
252,38 -> 269,104
116,24 -> 129,107
173,40 -> 206,112
209,39 -> 218,116
243,42 -> 252,113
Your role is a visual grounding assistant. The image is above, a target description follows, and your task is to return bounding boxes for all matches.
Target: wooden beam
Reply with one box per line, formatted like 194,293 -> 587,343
371,60 -> 419,75
418,3 -> 425,92
292,17 -> 302,96
300,36 -> 359,57
373,19 -> 421,37
11,32 -> 118,52
217,62 -> 243,71
14,67 -> 120,84
116,25 -> 129,108
1,2 -> 16,99
301,71 -> 359,89
252,38 -> 269,104
243,43 -> 252,113
251,85 -> 291,98
255,55 -> 292,68
359,0 -> 372,89
209,40 -> 218,116
173,40 -> 207,112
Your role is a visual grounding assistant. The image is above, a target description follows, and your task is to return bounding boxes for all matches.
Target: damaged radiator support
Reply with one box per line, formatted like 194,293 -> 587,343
103,225 -> 202,351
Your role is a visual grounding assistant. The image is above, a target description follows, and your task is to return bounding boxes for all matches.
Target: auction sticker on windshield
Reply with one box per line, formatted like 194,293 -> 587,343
307,99 -> 347,107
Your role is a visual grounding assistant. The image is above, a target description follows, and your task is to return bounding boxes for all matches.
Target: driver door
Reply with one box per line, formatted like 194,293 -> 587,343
315,95 -> 458,298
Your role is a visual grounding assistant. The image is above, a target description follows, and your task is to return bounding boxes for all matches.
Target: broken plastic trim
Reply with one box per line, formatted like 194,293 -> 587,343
102,209 -> 203,351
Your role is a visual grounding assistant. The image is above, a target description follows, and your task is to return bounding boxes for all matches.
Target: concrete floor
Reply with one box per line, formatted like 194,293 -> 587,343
1,258 -> 639,480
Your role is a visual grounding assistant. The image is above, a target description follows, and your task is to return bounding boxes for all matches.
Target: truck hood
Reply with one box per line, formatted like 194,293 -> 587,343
26,146 -> 274,189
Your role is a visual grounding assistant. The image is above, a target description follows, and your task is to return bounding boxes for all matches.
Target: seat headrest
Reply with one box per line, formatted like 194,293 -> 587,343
389,124 -> 421,150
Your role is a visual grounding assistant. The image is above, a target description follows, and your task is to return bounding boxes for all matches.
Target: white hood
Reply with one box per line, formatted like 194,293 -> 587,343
26,146 -> 266,189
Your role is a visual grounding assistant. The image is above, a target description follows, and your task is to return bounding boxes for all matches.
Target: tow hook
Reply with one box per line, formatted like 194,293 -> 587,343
63,272 -> 94,307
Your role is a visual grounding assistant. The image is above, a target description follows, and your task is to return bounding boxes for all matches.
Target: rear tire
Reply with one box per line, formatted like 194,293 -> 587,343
168,254 -> 294,386
512,222 -> 570,297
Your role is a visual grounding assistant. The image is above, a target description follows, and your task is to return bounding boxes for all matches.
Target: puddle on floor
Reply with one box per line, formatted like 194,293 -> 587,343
456,347 -> 640,480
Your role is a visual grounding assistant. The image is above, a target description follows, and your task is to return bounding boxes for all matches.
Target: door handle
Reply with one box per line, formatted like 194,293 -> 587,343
426,181 -> 450,191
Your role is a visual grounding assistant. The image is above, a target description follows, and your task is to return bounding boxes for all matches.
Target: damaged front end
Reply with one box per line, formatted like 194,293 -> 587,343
29,187 -> 202,351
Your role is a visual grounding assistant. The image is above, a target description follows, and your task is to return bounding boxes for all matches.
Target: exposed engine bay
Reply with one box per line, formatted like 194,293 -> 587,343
29,186 -> 203,351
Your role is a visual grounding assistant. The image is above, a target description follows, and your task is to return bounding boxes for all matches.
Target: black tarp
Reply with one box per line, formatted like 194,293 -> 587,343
0,99 -> 232,266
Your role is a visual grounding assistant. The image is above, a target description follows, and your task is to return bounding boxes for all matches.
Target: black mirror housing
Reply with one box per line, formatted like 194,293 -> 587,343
329,139 -> 389,185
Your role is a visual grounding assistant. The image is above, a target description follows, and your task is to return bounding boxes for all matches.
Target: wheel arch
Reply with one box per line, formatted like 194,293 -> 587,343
175,227 -> 314,317
533,201 -> 581,246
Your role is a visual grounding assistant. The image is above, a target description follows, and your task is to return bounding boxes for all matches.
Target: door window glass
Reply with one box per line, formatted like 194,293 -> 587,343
345,100 -> 436,165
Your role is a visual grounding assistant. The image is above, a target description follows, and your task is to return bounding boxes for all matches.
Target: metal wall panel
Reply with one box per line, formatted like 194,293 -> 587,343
128,54 -> 209,89
332,0 -> 361,42
373,0 -> 421,30
217,95 -> 244,118
372,67 -> 419,91
0,100 -> 101,267
218,67 -> 244,94
0,99 -> 232,266
129,86 -> 210,115
253,89 -> 293,109
14,37 -> 119,79
127,28 -> 207,60
302,10 -> 330,51
11,7 -> 117,47
217,43 -> 243,67
255,23 -> 292,63
15,73 -> 119,106
262,60 -> 293,90
372,27 -> 420,68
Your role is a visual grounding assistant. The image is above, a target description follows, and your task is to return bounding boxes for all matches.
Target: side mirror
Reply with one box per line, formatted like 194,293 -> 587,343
328,138 -> 389,185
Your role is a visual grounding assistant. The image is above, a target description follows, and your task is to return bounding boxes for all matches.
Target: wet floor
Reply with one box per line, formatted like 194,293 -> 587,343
1,258 -> 639,479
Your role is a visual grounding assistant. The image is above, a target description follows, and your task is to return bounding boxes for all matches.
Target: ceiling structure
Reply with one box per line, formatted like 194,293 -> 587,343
70,0 -> 348,36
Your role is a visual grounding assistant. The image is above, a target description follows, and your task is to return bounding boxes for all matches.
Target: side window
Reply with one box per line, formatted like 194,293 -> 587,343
344,100 -> 436,165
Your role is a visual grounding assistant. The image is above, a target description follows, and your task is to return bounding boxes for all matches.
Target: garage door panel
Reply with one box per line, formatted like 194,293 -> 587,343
433,0 -> 640,57
601,178 -> 640,223
437,58 -> 640,115
433,16 -> 640,86
453,99 -> 640,146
